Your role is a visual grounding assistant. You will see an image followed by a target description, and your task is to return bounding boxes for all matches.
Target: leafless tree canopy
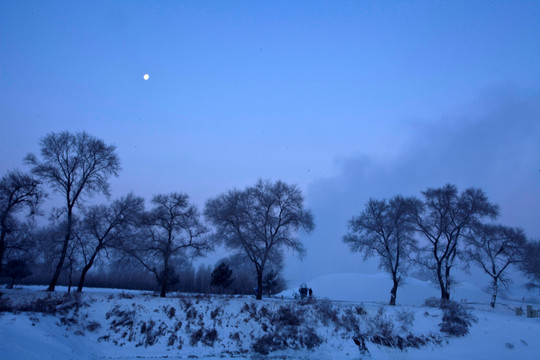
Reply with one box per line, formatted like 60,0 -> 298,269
205,179 -> 314,300
76,193 -> 144,292
413,184 -> 499,300
25,131 -> 120,291
124,192 -> 211,297
344,196 -> 418,305
0,170 -> 42,275
465,223 -> 526,307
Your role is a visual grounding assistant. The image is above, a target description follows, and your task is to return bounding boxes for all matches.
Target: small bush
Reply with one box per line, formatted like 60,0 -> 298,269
273,305 -> 302,326
439,300 -> 477,337
202,328 -> 218,346
0,296 -> 14,312
369,306 -> 395,340
210,306 -> 222,320
166,306 -> 176,319
300,327 -> 323,349
186,307 -> 198,320
395,309 -> 415,333
313,298 -> 339,326
252,334 -> 274,355
190,328 -> 204,346
339,307 -> 361,333
139,320 -> 168,347
424,297 -> 441,308
117,292 -> 134,299
86,321 -> 101,332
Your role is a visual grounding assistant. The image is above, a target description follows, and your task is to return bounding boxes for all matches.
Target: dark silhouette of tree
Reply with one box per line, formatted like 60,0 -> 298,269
205,179 -> 314,300
0,170 -> 42,276
262,269 -> 286,296
124,193 -> 210,297
210,262 -> 233,290
344,196 -> 419,305
520,239 -> 540,291
465,224 -> 526,307
76,193 -> 144,292
25,131 -> 120,291
413,184 -> 498,300
4,259 -> 32,289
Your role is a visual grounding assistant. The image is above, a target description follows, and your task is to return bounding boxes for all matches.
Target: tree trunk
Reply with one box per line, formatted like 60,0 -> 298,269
444,264 -> 451,300
77,263 -> 92,293
256,270 -> 263,300
389,277 -> 398,306
67,262 -> 73,294
160,258 -> 169,298
77,249 -> 99,292
436,265 -> 449,300
0,227 -> 6,276
490,277 -> 498,308
48,210 -> 72,292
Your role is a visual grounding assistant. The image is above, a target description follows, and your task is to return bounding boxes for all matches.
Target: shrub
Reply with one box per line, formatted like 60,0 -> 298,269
86,321 -> 101,332
210,306 -> 222,320
313,298 -> 339,326
339,307 -> 361,333
273,305 -> 302,326
300,327 -> 323,349
252,334 -> 274,355
0,296 -> 14,312
190,328 -> 204,346
439,300 -> 477,337
166,306 -> 176,319
424,297 -> 441,308
202,328 -> 218,346
395,309 -> 415,333
368,306 -> 395,340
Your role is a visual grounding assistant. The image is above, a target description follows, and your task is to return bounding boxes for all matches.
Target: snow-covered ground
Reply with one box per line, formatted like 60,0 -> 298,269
1,274 -> 539,360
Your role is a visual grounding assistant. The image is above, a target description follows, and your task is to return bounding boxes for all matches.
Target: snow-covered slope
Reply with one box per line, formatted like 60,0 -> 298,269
1,275 -> 539,360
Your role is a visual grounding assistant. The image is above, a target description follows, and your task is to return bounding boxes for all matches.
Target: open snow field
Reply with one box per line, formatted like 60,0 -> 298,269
1,273 -> 539,360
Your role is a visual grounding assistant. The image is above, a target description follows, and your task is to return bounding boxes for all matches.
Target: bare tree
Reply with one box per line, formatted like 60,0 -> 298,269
76,193 -> 144,292
205,179 -> 314,300
25,131 -> 120,291
413,184 -> 499,300
124,193 -> 210,297
465,224 -> 526,307
0,170 -> 42,275
344,196 -> 419,305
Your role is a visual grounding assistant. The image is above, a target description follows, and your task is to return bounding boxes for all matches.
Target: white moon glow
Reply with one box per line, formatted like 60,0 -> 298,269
143,74 -> 149,80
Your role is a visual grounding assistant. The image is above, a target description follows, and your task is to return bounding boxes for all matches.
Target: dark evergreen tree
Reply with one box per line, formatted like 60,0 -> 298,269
211,262 -> 233,290
4,259 -> 32,289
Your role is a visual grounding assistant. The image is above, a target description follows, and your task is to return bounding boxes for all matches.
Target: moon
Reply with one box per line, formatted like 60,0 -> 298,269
143,74 -> 149,80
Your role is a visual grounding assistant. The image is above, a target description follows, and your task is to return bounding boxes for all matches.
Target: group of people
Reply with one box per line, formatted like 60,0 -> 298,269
299,282 -> 313,299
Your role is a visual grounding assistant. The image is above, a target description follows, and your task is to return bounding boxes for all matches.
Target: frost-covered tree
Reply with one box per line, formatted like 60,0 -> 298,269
465,224 -> 526,307
344,196 -> 418,305
205,179 -> 314,300
25,131 -> 120,291
413,185 -> 499,300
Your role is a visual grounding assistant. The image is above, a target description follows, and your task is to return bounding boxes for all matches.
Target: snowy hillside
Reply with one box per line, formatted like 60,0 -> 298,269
1,274 -> 539,360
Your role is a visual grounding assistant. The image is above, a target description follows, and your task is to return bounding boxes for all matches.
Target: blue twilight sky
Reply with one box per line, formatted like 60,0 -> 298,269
1,1 -> 540,285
